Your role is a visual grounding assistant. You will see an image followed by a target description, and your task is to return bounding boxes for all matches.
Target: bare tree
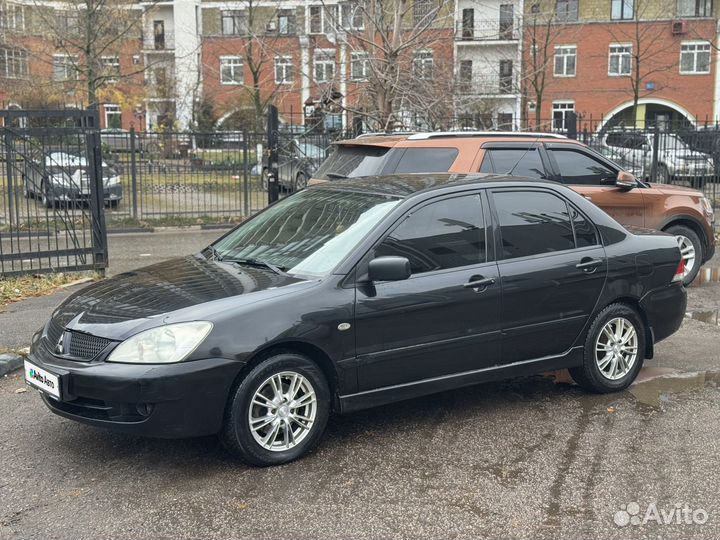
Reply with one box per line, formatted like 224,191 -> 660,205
324,0 -> 455,130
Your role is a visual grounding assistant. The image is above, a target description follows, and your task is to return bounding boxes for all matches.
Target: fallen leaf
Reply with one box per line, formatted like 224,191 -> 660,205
607,406 -> 615,413
15,388 -> 27,394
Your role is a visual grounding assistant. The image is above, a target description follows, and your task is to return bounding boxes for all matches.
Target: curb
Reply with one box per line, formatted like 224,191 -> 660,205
0,353 -> 23,377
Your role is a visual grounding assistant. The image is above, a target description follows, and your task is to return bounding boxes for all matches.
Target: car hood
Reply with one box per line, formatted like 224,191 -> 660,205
646,183 -> 704,197
50,255 -> 310,339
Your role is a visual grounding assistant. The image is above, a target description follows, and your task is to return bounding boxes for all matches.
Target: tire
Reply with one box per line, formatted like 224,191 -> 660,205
221,352 -> 331,466
656,164 -> 670,184
105,200 -> 119,209
665,224 -> 702,285
295,172 -> 308,191
569,303 -> 646,393
261,168 -> 269,191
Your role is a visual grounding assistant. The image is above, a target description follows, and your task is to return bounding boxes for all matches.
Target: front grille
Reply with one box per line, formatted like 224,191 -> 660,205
67,332 -> 112,360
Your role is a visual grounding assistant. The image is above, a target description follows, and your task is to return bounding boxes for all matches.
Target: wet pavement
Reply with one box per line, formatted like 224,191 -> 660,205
0,247 -> 719,539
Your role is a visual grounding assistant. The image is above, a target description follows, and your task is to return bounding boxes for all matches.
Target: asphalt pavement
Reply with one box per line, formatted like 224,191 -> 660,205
0,230 -> 719,539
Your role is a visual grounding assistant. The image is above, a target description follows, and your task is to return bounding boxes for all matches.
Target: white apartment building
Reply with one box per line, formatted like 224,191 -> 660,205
453,0 -> 524,128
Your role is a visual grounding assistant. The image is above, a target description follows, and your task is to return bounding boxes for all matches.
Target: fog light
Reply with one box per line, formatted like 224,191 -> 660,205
136,402 -> 154,417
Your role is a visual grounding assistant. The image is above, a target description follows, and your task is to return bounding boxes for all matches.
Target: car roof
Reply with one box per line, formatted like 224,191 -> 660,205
334,131 -> 569,148
309,173 -> 563,198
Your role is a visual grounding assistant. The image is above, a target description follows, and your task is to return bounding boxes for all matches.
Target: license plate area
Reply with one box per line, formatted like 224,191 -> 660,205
24,360 -> 62,399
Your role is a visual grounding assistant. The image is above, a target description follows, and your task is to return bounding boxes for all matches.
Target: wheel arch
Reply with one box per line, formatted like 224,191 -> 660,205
659,215 -> 709,257
598,296 -> 654,359
232,341 -> 340,409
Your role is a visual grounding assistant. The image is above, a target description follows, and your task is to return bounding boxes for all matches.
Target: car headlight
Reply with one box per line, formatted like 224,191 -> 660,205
104,175 -> 121,187
701,196 -> 714,217
107,321 -> 213,364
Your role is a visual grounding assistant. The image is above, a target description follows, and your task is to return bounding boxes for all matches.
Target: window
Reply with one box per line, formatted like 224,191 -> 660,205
0,2 -> 24,31
480,148 -> 545,177
57,9 -> 80,34
0,46 -> 28,79
494,191 -> 575,259
221,10 -> 247,35
101,55 -> 120,81
549,148 -> 616,185
314,49 -> 335,83
571,206 -> 598,248
375,195 -> 486,274
53,55 -> 78,81
104,104 -> 121,129
220,56 -> 243,84
341,2 -> 364,30
153,20 -> 166,50
394,148 -> 459,174
351,52 -> 370,81
308,5 -> 337,34
608,44 -> 632,76
680,42 -> 711,74
677,0 -> 712,16
277,9 -> 296,35
552,101 -> 575,132
458,59 -> 472,92
414,51 -> 433,80
497,113 -> 513,129
611,0 -> 634,19
499,4 -> 514,38
413,0 -> 435,25
554,45 -> 576,77
461,8 -> 474,38
499,60 -> 513,93
555,0 -> 578,21
275,56 -> 294,84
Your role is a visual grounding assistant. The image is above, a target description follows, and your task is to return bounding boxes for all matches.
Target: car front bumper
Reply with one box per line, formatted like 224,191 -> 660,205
27,342 -> 243,438
47,184 -> 123,203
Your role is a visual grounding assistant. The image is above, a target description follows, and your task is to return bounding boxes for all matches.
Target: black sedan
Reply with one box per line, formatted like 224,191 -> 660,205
24,174 -> 686,466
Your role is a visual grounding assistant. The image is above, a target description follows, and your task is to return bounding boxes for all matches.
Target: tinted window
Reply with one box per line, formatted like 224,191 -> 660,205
550,149 -> 616,185
394,147 -> 459,173
571,206 -> 598,247
376,195 -> 485,274
494,191 -> 575,259
314,145 -> 390,180
479,148 -> 545,178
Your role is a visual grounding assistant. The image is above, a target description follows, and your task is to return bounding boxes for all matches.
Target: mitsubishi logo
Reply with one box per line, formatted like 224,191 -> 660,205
55,332 -> 65,355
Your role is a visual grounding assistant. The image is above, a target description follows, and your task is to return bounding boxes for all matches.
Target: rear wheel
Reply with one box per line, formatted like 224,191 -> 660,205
665,224 -> 702,285
41,182 -> 55,209
221,352 -> 331,466
569,303 -> 645,393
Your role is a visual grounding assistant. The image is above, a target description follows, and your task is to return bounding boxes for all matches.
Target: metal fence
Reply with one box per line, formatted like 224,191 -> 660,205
0,109 -> 108,277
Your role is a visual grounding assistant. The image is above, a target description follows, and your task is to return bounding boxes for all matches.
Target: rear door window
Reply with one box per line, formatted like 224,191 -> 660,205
393,147 -> 459,174
314,145 -> 391,180
479,148 -> 546,178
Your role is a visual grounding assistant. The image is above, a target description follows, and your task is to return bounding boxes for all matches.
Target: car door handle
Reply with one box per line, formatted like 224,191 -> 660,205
576,258 -> 603,272
463,276 -> 496,290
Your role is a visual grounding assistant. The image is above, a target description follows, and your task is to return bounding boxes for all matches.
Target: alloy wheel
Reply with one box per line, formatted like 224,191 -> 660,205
248,371 -> 317,452
675,235 -> 696,279
595,317 -> 638,380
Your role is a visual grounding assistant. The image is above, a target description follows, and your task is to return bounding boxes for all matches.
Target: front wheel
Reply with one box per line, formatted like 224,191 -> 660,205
221,352 -> 331,466
665,224 -> 702,285
295,172 -> 308,191
569,303 -> 646,393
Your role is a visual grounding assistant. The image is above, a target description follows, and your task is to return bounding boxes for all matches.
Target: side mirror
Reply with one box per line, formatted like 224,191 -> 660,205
368,256 -> 411,282
615,170 -> 637,190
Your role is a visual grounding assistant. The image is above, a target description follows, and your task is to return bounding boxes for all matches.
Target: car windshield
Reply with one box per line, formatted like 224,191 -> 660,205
658,133 -> 691,150
296,141 -> 324,159
314,145 -> 391,179
212,189 -> 400,277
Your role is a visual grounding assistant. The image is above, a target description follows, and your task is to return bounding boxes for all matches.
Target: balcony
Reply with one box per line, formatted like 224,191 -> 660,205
142,30 -> 175,52
456,76 -> 517,96
456,18 -> 520,42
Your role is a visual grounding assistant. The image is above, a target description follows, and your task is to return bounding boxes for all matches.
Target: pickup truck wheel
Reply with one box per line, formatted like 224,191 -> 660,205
665,224 -> 702,285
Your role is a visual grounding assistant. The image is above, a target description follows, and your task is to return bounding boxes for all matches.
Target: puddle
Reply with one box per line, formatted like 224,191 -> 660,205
547,367 -> 720,409
690,266 -> 720,286
686,309 -> 720,325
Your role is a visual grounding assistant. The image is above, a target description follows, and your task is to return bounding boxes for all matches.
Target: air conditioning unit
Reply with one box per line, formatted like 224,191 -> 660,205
266,20 -> 277,32
672,20 -> 687,35
528,102 -> 536,112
